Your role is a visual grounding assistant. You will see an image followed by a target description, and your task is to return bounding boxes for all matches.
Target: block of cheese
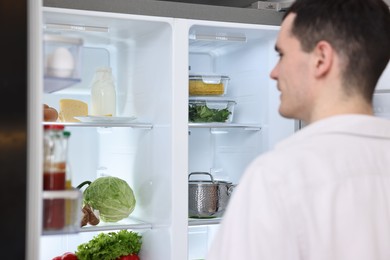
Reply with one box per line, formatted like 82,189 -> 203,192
58,99 -> 88,122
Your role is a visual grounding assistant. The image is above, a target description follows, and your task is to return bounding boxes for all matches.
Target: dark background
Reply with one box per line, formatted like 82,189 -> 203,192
0,0 -> 27,259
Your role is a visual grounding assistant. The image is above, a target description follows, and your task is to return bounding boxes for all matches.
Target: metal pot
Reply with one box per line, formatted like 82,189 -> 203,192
188,172 -> 235,218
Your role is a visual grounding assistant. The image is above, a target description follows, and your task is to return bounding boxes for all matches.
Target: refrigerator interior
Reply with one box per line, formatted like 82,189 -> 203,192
186,23 -> 296,259
373,91 -> 390,119
41,8 -> 175,260
38,7 -> 298,260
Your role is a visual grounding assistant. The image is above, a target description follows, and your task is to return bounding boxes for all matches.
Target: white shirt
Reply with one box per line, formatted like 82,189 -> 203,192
206,115 -> 390,260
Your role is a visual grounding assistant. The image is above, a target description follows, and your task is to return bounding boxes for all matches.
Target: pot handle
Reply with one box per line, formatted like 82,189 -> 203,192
227,184 -> 236,196
188,172 -> 215,183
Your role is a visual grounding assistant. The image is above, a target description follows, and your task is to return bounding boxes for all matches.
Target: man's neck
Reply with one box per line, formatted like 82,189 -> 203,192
307,95 -> 373,124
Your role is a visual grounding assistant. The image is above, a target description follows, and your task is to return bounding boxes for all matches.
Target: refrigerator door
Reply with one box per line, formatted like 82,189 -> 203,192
1,1 -> 28,259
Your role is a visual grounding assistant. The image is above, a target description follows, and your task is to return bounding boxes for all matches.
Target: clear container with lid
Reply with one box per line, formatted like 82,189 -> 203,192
189,99 -> 236,123
189,74 -> 230,96
44,34 -> 83,79
43,34 -> 83,93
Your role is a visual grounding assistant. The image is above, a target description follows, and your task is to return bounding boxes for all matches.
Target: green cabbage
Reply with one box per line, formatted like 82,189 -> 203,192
82,176 -> 136,222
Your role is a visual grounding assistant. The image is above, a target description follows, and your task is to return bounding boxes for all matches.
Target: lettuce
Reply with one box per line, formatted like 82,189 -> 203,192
76,230 -> 142,260
81,176 -> 136,222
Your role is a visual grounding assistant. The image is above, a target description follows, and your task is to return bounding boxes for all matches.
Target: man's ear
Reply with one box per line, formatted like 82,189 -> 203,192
312,40 -> 334,78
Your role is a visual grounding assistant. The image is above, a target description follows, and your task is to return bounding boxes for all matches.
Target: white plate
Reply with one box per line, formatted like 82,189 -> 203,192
74,116 -> 136,123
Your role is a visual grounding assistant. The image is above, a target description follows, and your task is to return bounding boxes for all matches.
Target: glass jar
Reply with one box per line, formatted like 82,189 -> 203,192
90,67 -> 117,116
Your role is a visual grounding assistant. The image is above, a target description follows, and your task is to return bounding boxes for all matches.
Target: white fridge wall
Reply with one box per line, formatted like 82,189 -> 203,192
188,23 -> 294,184
374,63 -> 390,119
376,63 -> 390,91
373,92 -> 390,119
187,21 -> 295,260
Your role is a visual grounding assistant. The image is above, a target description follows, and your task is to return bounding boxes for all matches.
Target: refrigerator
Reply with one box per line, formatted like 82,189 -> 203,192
25,0 -> 390,260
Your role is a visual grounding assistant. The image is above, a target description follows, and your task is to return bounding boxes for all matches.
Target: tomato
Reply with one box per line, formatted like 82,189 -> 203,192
52,257 -> 62,260
118,254 -> 140,260
61,252 -> 78,260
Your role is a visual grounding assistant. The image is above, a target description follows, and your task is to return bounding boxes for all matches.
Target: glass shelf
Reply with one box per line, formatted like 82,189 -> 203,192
80,216 -> 152,232
188,217 -> 222,226
42,121 -> 153,129
189,123 -> 261,131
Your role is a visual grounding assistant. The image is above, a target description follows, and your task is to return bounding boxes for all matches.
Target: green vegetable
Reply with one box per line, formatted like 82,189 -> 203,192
78,176 -> 136,222
189,104 -> 231,122
75,230 -> 142,260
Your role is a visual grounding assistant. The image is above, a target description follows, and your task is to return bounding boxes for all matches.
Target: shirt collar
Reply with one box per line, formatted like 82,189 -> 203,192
277,114 -> 390,148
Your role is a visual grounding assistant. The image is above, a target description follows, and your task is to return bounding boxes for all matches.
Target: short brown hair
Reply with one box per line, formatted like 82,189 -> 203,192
285,0 -> 390,102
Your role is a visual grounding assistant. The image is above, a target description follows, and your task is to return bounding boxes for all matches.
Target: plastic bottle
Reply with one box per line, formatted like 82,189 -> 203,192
90,67 -> 117,116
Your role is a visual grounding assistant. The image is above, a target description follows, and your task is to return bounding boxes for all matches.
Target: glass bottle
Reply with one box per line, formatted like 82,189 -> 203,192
43,124 -> 67,230
90,67 -> 117,116
62,130 -> 72,189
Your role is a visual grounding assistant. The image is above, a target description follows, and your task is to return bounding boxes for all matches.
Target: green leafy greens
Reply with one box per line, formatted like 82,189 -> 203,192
189,104 -> 231,122
76,230 -> 142,260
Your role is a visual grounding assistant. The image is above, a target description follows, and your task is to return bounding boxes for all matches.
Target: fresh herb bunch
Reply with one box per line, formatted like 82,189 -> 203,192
75,230 -> 142,260
189,104 -> 231,122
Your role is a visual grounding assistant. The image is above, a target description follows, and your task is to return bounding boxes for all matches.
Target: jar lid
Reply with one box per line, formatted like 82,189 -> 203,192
44,124 -> 65,130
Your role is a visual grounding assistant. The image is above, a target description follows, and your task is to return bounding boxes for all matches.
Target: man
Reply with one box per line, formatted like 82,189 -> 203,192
206,0 -> 390,259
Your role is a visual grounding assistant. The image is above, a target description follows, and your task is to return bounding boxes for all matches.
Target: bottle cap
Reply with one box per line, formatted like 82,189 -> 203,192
44,124 -> 65,130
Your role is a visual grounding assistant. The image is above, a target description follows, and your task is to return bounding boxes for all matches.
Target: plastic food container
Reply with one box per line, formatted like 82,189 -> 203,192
189,74 -> 230,96
189,99 -> 236,123
42,189 -> 83,235
43,34 -> 83,92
